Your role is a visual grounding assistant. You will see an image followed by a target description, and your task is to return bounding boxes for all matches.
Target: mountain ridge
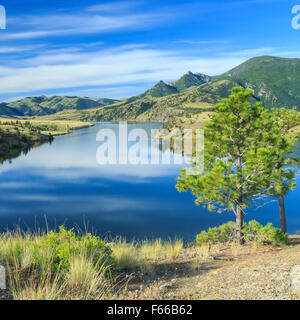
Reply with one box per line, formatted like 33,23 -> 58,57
0,96 -> 118,117
1,56 -> 300,121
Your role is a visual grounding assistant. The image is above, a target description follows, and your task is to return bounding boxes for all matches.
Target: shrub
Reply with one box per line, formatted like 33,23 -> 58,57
196,220 -> 288,246
0,227 -> 112,272
39,226 -> 112,270
0,227 -> 117,300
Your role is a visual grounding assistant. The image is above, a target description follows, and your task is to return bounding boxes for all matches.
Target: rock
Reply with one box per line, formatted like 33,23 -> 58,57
159,283 -> 171,290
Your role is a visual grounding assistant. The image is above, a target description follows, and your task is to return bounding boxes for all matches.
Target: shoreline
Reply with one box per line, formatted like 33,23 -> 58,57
0,119 -> 94,161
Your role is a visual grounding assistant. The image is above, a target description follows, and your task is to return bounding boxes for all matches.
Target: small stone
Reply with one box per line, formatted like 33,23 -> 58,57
159,283 -> 171,290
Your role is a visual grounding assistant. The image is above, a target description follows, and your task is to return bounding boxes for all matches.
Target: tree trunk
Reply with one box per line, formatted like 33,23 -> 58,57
236,149 -> 245,245
278,196 -> 287,234
236,205 -> 245,245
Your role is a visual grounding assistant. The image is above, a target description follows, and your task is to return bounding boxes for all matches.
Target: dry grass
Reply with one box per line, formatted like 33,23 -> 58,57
110,239 -> 141,271
0,229 -> 117,300
140,239 -> 163,261
1,229 -> 297,300
230,241 -> 243,257
189,243 -> 222,270
110,238 -> 184,271
0,117 -> 93,136
163,239 -> 184,260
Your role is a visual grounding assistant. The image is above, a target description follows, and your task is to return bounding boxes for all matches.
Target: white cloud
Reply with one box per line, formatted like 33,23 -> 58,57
86,1 -> 141,12
59,86 -> 148,99
220,47 -> 278,57
0,44 -> 44,53
176,40 -> 229,45
1,9 -> 169,40
0,45 -> 245,95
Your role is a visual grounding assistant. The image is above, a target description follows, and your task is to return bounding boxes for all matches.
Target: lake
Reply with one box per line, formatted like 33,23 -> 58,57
0,122 -> 299,241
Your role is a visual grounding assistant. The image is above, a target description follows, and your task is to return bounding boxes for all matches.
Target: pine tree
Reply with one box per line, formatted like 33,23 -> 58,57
266,108 -> 300,233
176,87 -> 275,244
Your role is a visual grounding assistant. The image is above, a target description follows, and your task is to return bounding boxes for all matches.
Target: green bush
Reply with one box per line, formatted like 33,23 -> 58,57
39,226 -> 112,270
0,227 -> 113,272
196,220 -> 288,246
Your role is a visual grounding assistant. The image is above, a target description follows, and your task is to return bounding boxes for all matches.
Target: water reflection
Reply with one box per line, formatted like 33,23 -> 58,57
0,123 -> 299,240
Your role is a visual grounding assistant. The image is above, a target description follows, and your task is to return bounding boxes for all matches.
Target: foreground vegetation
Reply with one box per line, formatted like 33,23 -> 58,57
0,221 -> 290,300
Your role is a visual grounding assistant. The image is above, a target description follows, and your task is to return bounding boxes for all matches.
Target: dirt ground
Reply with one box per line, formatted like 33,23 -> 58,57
121,236 -> 300,300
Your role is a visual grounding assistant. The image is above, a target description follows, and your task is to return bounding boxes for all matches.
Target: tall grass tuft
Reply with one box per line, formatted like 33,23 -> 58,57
110,239 -> 140,271
67,252 -> 113,300
163,238 -> 183,260
10,273 -> 65,300
140,239 -> 163,261
0,227 -> 116,300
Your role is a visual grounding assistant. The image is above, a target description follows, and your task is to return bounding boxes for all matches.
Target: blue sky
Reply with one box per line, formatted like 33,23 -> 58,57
0,0 -> 300,101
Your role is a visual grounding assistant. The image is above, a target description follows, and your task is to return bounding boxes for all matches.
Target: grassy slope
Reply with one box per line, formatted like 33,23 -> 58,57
2,56 -> 300,133
218,56 -> 300,109
1,96 -> 118,117
40,78 -> 236,132
0,118 -> 93,136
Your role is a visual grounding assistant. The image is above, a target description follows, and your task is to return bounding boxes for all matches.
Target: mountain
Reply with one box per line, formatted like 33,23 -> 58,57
217,56 -> 300,109
141,72 -> 212,98
0,103 -> 23,117
51,55 -> 300,123
0,96 -> 118,117
1,56 -> 300,121
172,71 -> 211,91
142,80 -> 179,98
41,78 -> 236,123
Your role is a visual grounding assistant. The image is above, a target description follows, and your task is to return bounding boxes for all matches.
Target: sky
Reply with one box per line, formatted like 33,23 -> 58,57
0,0 -> 300,102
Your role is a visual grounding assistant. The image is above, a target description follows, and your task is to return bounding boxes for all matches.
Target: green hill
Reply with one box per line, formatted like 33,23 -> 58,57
1,56 -> 300,122
217,56 -> 300,109
0,103 -> 23,117
42,78 -> 236,124
172,71 -> 211,91
0,96 -> 118,117
142,80 -> 179,98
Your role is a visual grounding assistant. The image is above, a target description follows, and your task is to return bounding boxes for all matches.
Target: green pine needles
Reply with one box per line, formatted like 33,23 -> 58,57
177,87 -> 299,244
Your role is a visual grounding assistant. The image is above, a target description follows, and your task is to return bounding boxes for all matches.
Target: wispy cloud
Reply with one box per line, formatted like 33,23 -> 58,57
0,44 -> 44,53
176,40 -> 229,45
1,3 -> 170,41
0,45 -> 245,95
86,1 -> 142,12
217,46 -> 300,59
219,47 -> 278,57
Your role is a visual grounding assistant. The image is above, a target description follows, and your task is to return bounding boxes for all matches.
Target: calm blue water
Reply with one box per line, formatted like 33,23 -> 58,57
0,123 -> 299,240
